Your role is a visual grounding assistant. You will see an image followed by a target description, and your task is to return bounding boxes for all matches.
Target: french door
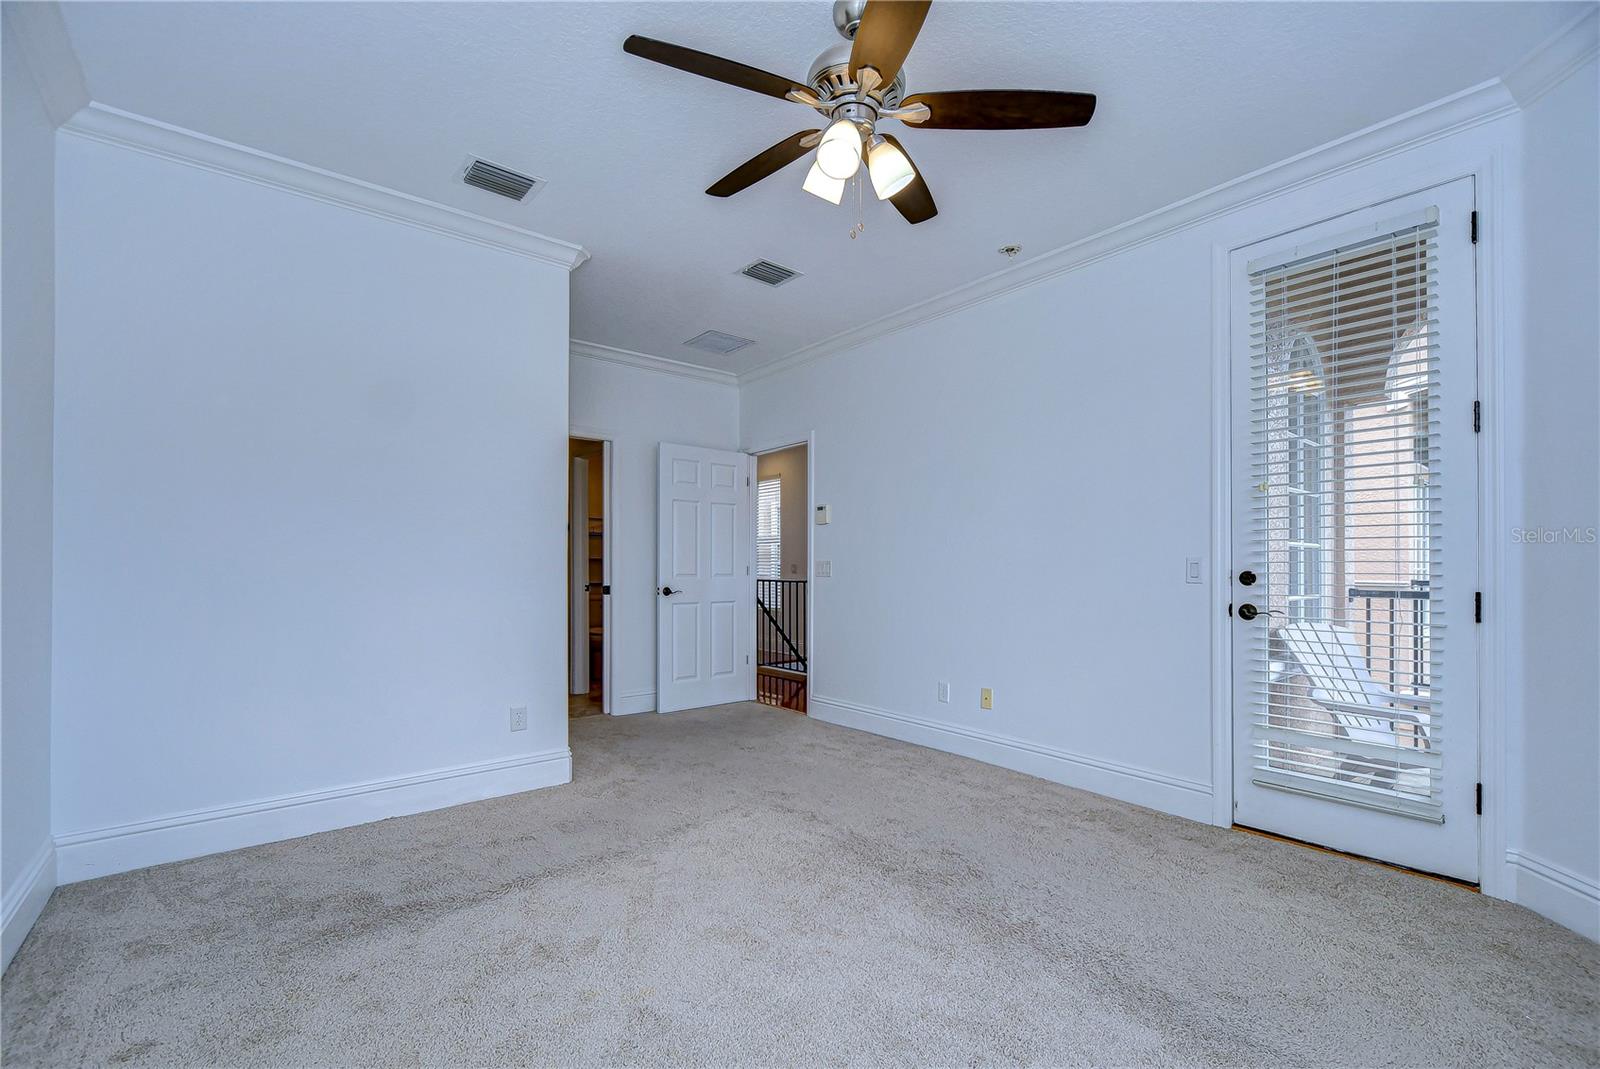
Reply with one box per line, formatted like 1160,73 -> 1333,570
1230,179 -> 1480,882
656,443 -> 755,713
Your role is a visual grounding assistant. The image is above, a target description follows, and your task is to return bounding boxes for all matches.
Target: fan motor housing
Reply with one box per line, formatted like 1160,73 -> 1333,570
807,41 -> 905,110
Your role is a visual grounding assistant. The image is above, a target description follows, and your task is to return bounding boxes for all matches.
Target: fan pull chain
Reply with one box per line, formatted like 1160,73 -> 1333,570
849,171 -> 865,239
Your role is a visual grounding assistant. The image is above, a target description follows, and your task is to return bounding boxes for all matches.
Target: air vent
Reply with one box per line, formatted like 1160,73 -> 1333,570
462,158 -> 541,201
684,330 -> 754,355
739,260 -> 801,287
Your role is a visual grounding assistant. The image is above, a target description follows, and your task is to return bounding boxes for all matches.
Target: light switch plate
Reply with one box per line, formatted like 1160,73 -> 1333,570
816,560 -> 832,578
815,504 -> 831,525
937,681 -> 950,703
1185,557 -> 1202,584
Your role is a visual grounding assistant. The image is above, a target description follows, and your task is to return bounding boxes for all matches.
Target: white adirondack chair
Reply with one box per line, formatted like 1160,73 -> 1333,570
1276,620 -> 1435,786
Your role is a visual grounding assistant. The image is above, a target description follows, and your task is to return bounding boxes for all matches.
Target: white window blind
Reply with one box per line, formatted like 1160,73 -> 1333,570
757,477 -> 781,579
1246,209 -> 1445,822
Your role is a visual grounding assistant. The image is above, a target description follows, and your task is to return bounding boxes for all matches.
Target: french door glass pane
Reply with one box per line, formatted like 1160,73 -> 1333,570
1248,217 -> 1444,821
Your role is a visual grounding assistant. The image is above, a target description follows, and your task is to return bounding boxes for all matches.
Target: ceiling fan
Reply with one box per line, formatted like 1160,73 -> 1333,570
623,0 -> 1096,225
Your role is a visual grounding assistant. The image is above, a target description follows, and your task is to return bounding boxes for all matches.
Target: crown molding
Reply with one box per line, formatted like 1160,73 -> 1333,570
59,103 -> 590,271
738,76 -> 1521,385
2,1 -> 90,126
571,340 -> 738,387
1502,6 -> 1599,110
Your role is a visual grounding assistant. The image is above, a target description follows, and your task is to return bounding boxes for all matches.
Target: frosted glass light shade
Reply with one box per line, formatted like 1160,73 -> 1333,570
802,161 -> 846,204
867,136 -> 915,200
816,119 -> 863,180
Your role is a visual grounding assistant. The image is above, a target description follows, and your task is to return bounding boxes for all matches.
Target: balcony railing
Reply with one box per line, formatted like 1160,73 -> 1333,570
757,578 -> 806,671
757,578 -> 806,712
1346,582 -> 1431,697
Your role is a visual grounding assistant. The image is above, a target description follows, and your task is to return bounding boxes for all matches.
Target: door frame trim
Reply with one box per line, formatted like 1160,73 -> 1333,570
1207,138 -> 1515,899
570,426 -> 615,716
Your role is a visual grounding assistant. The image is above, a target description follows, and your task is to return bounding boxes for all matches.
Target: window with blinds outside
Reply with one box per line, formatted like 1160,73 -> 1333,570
1246,210 -> 1445,822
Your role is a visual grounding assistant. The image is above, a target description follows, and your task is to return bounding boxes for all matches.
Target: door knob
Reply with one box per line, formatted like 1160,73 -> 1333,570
1238,570 -> 1257,586
1237,603 -> 1259,620
660,586 -> 677,597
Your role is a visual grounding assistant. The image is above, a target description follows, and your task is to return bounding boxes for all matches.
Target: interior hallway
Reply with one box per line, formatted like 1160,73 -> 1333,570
4,705 -> 1595,1067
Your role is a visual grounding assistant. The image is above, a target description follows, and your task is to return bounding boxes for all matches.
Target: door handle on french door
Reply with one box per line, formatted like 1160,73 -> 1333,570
1237,603 -> 1259,620
660,586 -> 677,597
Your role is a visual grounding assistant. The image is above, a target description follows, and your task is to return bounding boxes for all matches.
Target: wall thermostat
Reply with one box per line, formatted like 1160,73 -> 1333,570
815,504 -> 831,525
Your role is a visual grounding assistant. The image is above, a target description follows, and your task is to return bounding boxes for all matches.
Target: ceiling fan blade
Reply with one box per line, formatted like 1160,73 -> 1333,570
706,131 -> 822,198
881,134 -> 936,224
898,90 -> 1097,130
848,1 -> 932,85
624,35 -> 809,100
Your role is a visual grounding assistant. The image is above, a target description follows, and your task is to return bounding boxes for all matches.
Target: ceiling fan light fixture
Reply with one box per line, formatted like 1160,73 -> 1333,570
816,118 -> 863,180
866,135 -> 915,200
622,0 -> 1097,228
802,160 -> 847,204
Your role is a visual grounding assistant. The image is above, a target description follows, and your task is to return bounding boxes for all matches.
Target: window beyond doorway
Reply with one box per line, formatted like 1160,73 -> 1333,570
757,476 -> 781,579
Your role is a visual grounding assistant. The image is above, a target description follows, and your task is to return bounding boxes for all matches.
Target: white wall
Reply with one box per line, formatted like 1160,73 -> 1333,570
570,353 -> 740,713
1511,53 -> 1599,937
756,444 -> 808,579
50,134 -> 575,881
742,230 -> 1219,821
1,9 -> 60,968
743,92 -> 1599,938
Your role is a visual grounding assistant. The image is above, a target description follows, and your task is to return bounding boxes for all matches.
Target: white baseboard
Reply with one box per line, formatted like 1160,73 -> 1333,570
611,688 -> 656,716
810,695 -> 1214,823
55,748 -> 572,885
2,839 -> 57,972
1507,849 -> 1600,942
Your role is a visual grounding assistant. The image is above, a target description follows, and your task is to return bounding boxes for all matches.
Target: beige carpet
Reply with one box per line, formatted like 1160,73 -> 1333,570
3,703 -> 1596,1067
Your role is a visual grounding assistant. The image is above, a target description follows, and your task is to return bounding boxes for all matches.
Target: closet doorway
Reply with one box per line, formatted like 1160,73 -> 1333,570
569,437 -> 610,717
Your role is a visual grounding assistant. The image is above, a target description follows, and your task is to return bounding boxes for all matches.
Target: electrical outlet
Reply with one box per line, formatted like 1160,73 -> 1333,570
937,681 -> 950,703
509,706 -> 528,732
980,688 -> 994,711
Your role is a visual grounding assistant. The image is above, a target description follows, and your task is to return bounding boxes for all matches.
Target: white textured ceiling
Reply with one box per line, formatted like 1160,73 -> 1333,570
59,1 -> 1578,374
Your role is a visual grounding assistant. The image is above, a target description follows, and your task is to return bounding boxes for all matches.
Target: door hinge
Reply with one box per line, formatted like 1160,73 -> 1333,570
1473,400 -> 1481,433
1470,210 -> 1478,244
1474,591 -> 1483,623
1227,601 -> 1234,618
1476,782 -> 1483,815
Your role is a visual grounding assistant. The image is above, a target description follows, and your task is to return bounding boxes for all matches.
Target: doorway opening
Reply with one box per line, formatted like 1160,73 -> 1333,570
754,443 -> 808,713
569,437 -> 608,718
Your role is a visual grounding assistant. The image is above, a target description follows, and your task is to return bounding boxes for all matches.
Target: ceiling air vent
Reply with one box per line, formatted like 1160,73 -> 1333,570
739,260 -> 801,287
684,330 -> 754,355
462,158 -> 541,202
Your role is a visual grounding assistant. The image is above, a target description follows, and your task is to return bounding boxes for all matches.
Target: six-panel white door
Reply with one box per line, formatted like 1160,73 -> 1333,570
657,443 -> 754,713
